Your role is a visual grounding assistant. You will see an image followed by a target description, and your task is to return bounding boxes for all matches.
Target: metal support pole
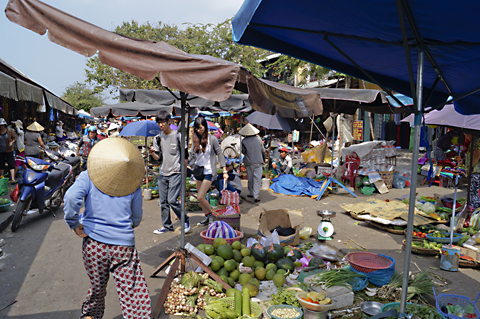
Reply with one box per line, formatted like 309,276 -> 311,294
400,50 -> 424,317
180,92 -> 187,249
330,114 -> 336,180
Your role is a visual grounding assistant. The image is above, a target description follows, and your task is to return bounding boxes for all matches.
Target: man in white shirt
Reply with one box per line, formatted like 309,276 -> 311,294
273,147 -> 293,175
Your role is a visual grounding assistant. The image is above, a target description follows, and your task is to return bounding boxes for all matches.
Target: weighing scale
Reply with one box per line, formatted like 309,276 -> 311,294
317,210 -> 336,240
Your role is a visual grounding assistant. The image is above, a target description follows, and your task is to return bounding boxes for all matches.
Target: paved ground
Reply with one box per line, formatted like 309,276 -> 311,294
1,150 -> 478,318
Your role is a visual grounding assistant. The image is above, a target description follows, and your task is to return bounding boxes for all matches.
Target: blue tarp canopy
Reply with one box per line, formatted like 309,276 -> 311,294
270,174 -> 325,198
232,0 -> 480,115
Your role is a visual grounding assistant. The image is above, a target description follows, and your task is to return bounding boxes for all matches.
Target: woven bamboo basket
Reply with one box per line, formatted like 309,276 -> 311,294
385,226 -> 405,235
368,221 -> 387,231
378,171 -> 394,189
350,213 -> 368,221
459,259 -> 480,268
212,205 -> 241,230
402,239 -> 440,256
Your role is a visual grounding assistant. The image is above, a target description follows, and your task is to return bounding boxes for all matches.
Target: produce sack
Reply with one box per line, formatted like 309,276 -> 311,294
348,254 -> 395,287
205,221 -> 236,239
470,209 -> 480,228
219,190 -> 239,206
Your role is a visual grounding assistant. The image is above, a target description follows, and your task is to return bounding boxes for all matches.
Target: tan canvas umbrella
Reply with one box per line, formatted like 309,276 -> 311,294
5,0 -> 323,118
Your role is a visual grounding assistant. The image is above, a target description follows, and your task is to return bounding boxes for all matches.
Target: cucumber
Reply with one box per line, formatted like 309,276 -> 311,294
242,287 -> 251,316
234,289 -> 242,316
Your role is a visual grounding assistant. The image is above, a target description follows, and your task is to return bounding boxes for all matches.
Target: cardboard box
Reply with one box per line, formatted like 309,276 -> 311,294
257,209 -> 302,246
459,245 -> 480,262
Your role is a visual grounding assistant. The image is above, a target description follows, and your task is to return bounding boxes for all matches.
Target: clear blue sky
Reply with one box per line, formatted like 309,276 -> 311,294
1,0 -> 244,102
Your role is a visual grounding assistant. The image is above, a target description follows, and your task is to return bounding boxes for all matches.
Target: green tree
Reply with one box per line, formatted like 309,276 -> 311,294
62,82 -> 106,111
85,19 -> 330,96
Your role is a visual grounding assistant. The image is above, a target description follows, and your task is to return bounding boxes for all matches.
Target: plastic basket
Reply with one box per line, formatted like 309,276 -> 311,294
426,232 -> 463,244
212,213 -> 241,230
267,305 -> 303,319
378,171 -> 394,189
381,302 -> 446,319
345,252 -> 393,273
433,288 -> 480,319
0,200 -> 11,212
200,230 -> 243,245
205,297 -> 262,319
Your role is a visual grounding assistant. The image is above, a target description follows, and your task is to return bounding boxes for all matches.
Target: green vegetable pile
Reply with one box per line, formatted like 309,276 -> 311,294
377,270 -> 435,303
429,231 -> 461,238
205,300 -> 238,319
385,304 -> 443,319
310,268 -> 364,288
412,240 -> 442,250
271,288 -> 301,308
461,227 -> 480,236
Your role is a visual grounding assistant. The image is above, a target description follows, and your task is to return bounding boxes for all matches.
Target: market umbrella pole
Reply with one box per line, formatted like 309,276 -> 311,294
400,50 -> 424,317
330,114 -> 336,180
450,174 -> 459,246
145,137 -> 149,189
180,92 -> 187,250
264,129 -> 272,178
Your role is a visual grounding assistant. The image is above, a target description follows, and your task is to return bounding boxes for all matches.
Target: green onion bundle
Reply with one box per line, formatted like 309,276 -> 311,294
310,268 -> 364,288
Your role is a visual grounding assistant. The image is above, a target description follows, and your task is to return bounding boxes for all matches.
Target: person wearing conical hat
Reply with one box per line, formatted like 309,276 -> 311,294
239,123 -> 266,202
64,138 -> 151,319
24,121 -> 46,159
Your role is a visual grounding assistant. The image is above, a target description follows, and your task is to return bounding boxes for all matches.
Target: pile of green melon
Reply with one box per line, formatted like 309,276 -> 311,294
197,239 -> 305,297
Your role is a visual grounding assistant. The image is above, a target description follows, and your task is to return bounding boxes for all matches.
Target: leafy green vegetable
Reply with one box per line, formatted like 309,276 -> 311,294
385,304 -> 443,319
311,268 -> 364,288
271,288 -> 301,308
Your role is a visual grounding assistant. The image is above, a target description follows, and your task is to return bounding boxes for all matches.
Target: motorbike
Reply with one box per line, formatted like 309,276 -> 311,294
11,149 -> 73,232
46,148 -> 81,186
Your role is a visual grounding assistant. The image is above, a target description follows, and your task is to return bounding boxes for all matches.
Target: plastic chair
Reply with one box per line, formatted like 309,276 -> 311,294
341,161 -> 359,190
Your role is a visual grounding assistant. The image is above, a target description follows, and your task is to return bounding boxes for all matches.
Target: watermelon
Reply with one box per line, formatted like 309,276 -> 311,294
276,258 -> 295,272
251,244 -> 267,262
286,248 -> 303,262
308,257 -> 324,268
267,244 -> 285,262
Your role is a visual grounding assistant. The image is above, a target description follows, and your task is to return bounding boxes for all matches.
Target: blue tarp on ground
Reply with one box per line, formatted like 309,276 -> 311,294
270,174 -> 324,197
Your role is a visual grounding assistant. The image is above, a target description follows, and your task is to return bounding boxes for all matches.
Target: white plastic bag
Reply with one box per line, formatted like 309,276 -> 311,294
260,229 -> 281,247
306,243 -> 337,258
246,238 -> 259,248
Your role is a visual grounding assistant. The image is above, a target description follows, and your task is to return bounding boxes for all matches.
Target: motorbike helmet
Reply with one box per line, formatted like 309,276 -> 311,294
98,123 -> 106,130
88,126 -> 98,132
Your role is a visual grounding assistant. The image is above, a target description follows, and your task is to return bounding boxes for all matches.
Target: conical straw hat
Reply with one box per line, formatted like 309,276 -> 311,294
87,138 -> 145,197
238,123 -> 260,136
323,117 -> 333,133
26,121 -> 44,132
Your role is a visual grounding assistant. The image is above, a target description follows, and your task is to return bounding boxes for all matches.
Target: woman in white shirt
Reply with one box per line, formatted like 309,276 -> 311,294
190,116 -> 227,226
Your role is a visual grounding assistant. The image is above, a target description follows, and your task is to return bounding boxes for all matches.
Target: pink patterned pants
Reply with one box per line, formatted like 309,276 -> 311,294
81,237 -> 151,319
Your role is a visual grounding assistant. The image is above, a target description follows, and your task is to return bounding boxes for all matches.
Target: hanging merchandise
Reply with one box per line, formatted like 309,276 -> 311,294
292,130 -> 300,142
49,108 -> 54,121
